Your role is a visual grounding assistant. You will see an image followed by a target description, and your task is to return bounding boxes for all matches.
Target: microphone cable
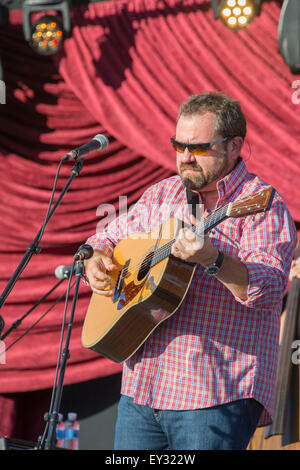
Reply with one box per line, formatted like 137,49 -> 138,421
0,279 -> 75,357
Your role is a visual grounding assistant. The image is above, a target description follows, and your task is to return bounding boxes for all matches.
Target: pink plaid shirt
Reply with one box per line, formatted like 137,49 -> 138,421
87,160 -> 297,426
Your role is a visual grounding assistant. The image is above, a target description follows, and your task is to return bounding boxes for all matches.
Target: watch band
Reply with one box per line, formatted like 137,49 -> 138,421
204,250 -> 224,276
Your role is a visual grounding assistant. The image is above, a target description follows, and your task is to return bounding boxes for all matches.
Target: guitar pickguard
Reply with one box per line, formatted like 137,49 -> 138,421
117,278 -> 148,309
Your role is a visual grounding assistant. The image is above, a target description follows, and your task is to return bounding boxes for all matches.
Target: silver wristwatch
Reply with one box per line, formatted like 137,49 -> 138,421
204,250 -> 224,276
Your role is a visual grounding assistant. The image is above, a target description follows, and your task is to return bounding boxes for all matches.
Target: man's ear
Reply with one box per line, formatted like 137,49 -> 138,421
228,136 -> 244,160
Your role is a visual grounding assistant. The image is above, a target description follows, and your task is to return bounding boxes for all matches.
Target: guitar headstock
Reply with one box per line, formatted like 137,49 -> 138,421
226,187 -> 275,218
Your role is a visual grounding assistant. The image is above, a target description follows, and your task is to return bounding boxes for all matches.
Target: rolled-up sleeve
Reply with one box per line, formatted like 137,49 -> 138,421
235,196 -> 297,310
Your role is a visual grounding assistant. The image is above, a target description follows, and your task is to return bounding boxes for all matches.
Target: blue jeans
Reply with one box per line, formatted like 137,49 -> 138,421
114,395 -> 263,450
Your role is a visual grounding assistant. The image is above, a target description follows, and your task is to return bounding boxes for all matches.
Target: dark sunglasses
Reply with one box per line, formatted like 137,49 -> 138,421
170,136 -> 230,156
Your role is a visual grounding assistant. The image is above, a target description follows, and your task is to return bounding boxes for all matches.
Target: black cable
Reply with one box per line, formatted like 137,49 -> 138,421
0,280 -> 75,360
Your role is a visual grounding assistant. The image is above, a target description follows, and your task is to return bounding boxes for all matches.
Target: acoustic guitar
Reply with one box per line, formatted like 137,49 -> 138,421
81,187 -> 275,363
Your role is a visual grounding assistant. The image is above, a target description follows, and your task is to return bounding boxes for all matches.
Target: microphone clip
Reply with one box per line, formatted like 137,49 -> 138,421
71,157 -> 84,177
74,244 -> 94,261
61,154 -> 84,176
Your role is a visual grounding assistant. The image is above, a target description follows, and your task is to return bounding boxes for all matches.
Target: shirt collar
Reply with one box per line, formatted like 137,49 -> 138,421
216,157 -> 248,206
183,158 -> 249,209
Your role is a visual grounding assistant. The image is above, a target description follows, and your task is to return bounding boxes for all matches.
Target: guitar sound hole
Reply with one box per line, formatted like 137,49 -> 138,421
137,252 -> 154,281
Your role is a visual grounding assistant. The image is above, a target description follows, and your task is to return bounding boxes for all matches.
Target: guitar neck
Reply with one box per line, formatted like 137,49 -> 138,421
151,203 -> 230,266
197,204 -> 230,236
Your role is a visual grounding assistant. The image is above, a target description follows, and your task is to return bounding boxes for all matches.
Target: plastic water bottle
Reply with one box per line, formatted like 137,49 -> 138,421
56,413 -> 65,448
63,412 -> 80,450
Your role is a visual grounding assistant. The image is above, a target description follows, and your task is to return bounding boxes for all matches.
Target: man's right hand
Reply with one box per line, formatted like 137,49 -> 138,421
84,249 -> 117,297
289,256 -> 300,281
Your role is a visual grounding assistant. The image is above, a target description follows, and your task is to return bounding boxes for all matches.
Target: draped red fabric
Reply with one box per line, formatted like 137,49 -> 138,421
0,0 -> 299,401
58,0 -> 300,219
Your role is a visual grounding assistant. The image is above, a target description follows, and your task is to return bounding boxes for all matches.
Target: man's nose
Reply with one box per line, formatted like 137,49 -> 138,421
180,148 -> 196,163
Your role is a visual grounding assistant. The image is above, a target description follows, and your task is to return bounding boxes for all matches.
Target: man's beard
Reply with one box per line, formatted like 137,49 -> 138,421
178,154 -> 229,191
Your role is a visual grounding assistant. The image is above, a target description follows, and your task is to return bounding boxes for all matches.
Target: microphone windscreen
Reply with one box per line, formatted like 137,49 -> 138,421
93,134 -> 109,150
55,265 -> 69,279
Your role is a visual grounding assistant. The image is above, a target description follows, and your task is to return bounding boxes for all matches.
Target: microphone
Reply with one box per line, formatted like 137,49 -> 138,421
55,264 -> 74,280
74,244 -> 94,261
55,245 -> 93,278
63,134 -> 109,161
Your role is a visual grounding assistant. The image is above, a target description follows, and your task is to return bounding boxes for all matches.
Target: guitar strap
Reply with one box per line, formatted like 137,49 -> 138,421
185,188 -> 199,227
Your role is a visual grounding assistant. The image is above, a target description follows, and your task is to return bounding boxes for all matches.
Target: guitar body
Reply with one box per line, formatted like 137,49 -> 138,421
81,218 -> 196,363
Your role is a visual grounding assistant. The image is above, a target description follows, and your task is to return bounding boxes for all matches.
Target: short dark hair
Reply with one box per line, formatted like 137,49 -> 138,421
177,92 -> 247,140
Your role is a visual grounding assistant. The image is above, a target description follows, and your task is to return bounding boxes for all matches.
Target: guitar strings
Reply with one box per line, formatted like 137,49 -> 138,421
120,206 -> 228,278
117,204 -> 229,280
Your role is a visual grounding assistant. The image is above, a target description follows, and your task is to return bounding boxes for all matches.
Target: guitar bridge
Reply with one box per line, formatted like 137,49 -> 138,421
112,259 -> 130,303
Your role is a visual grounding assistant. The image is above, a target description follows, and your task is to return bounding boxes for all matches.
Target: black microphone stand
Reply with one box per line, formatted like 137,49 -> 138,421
0,158 -> 84,318
37,259 -> 84,450
0,152 -> 93,449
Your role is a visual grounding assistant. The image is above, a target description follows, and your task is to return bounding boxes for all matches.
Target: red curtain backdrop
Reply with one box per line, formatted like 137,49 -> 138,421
0,0 -> 299,427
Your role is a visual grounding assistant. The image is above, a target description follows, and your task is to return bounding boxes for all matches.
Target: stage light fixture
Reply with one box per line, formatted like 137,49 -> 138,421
278,0 -> 300,74
29,14 -> 64,55
0,3 -> 9,83
22,0 -> 71,55
211,0 -> 262,30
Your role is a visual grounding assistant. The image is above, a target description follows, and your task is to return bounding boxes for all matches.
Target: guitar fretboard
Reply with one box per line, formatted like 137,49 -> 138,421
197,204 -> 228,237
150,202 -> 229,267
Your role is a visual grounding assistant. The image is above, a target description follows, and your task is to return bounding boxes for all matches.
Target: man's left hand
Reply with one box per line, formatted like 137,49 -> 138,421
171,226 -> 218,267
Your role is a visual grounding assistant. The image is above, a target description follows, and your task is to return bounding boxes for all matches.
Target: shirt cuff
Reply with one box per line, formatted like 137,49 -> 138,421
233,261 -> 285,311
86,235 -> 114,258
